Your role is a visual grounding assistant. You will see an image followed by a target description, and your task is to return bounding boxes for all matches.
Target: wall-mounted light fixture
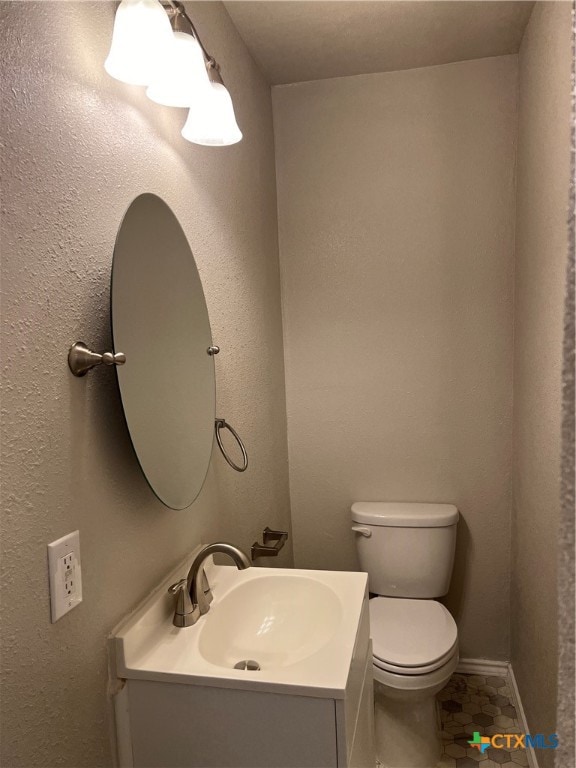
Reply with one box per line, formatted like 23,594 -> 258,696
105,0 -> 242,146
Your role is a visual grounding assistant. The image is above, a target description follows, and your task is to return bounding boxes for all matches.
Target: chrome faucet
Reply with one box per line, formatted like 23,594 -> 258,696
168,542 -> 250,627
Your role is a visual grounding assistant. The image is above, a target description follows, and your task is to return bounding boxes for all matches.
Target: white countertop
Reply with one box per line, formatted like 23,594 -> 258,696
110,558 -> 368,699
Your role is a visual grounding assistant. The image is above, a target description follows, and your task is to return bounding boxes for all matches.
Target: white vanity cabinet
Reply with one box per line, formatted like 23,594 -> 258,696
111,563 -> 374,768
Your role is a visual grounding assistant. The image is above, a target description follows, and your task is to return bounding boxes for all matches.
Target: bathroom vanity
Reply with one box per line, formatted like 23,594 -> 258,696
110,559 -> 374,768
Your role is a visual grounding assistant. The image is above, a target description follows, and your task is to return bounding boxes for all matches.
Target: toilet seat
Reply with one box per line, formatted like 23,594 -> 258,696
373,640 -> 458,675
369,597 -> 458,675
372,645 -> 459,692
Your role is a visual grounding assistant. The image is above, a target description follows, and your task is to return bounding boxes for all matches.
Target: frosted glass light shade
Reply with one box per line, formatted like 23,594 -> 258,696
104,0 -> 173,86
181,83 -> 242,146
146,32 -> 210,107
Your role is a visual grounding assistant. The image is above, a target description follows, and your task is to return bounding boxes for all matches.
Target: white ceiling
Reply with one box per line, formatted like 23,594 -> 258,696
223,1 -> 534,85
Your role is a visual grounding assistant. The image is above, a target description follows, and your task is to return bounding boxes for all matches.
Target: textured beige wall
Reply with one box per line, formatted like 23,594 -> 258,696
511,3 -> 572,760
0,3 -> 291,766
274,55 -> 518,660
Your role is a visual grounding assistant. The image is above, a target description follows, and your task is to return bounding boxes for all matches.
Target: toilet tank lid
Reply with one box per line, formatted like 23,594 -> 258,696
351,502 -> 458,527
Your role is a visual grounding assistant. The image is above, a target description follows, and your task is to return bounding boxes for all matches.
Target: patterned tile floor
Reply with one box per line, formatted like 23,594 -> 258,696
438,672 -> 528,768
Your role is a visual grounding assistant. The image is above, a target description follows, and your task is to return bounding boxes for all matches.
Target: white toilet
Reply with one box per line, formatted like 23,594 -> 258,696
351,502 -> 459,768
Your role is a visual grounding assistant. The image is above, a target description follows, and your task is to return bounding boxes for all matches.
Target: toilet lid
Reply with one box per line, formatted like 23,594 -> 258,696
369,597 -> 458,669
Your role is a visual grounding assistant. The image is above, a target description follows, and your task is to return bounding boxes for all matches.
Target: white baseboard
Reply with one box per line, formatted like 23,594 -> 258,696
456,658 -> 510,676
456,659 -> 539,768
508,664 -> 539,768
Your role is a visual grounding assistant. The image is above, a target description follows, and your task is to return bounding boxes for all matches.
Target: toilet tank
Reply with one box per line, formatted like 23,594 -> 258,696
351,502 -> 458,598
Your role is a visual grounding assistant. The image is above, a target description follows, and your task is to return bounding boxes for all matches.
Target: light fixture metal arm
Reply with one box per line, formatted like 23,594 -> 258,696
162,1 -> 224,84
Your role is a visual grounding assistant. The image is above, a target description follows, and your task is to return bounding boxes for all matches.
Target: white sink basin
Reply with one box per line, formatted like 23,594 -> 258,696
198,574 -> 342,670
111,554 -> 368,698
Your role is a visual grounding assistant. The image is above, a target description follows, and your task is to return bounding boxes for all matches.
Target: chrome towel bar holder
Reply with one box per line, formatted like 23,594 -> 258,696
251,527 -> 288,560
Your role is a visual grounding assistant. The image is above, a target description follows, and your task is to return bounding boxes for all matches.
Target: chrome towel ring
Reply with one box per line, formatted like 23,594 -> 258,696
215,418 -> 248,472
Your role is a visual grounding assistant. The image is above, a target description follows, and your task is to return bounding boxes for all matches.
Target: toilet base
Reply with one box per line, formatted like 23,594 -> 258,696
374,681 -> 443,768
371,646 -> 459,768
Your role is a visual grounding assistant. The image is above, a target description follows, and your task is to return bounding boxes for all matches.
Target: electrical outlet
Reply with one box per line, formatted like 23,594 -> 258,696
47,530 -> 83,622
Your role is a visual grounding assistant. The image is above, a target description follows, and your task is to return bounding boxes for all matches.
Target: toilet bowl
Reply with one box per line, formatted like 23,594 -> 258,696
351,502 -> 459,768
369,595 -> 458,767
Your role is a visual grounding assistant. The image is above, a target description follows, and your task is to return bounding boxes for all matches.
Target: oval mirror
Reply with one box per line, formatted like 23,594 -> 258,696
111,193 -> 215,509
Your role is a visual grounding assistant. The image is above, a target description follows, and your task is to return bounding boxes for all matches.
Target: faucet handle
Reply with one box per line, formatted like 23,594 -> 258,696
168,579 -> 199,627
168,579 -> 188,595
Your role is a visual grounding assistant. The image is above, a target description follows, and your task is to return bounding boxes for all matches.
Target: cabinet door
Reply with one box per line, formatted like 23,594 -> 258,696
126,679 -> 338,768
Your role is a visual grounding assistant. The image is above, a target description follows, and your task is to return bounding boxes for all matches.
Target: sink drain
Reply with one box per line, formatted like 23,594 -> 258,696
233,659 -> 261,671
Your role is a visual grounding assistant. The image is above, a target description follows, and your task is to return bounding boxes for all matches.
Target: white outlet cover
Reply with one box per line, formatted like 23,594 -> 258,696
47,530 -> 83,622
